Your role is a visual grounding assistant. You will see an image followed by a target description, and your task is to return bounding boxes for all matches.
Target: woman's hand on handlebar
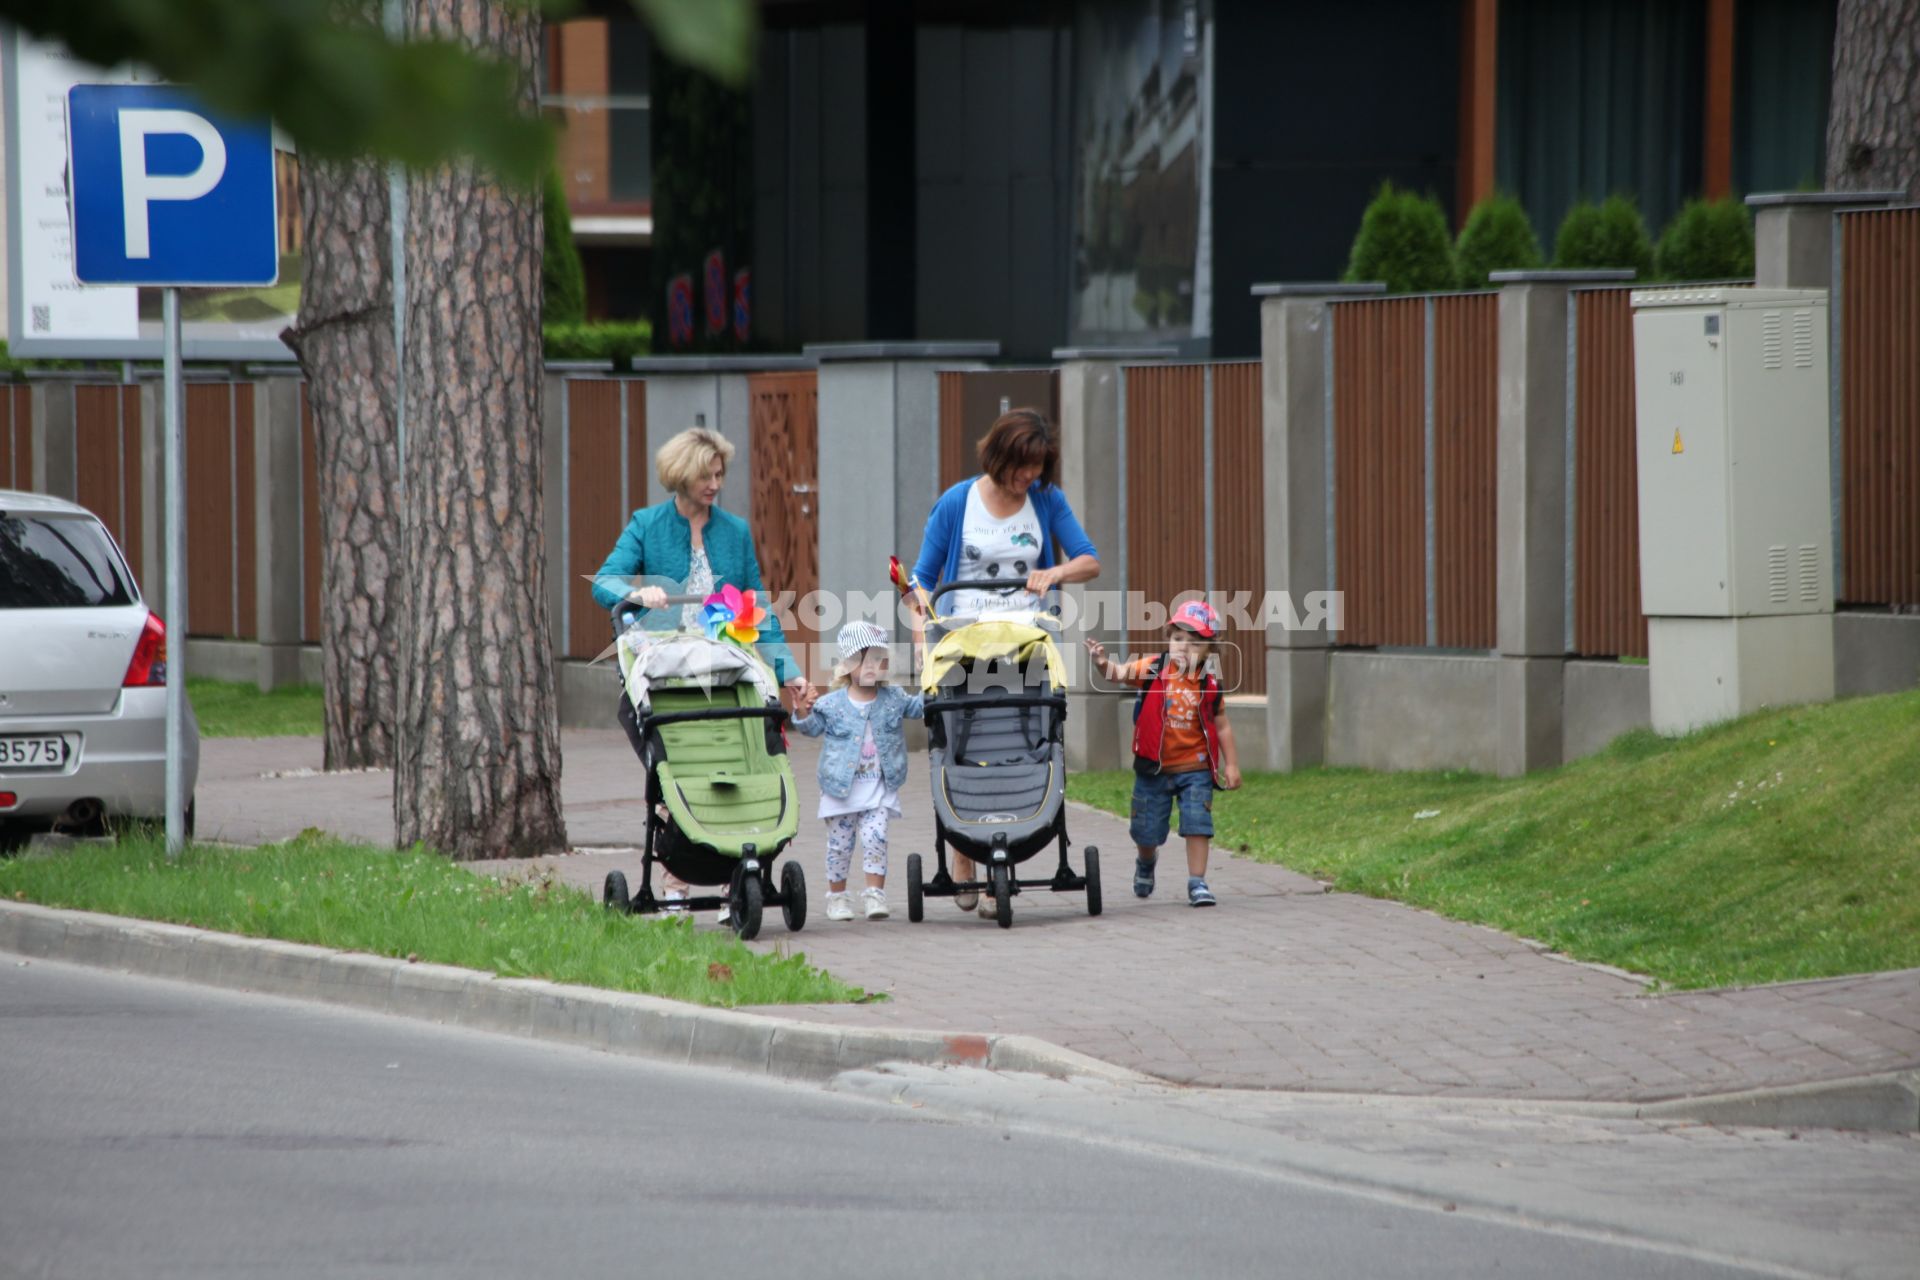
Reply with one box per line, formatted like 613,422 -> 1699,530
1025,565 -> 1065,594
628,585 -> 669,610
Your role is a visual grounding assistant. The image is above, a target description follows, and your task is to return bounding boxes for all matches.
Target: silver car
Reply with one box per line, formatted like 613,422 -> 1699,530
0,489 -> 199,846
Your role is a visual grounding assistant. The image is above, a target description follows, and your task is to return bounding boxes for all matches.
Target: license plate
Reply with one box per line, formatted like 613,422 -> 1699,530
0,736 -> 68,770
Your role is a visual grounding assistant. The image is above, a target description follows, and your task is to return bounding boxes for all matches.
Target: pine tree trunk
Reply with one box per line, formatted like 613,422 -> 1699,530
394,0 -> 567,859
1826,0 -> 1920,197
281,152 -> 402,772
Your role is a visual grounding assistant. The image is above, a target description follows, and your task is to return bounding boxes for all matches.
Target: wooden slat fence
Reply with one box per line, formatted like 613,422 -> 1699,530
563,378 -> 647,660
1124,364 -> 1208,664
1838,206 -> 1920,606
0,385 -> 30,490
184,382 -> 256,639
1333,298 -> 1427,647
1571,287 -> 1650,658
73,384 -> 144,594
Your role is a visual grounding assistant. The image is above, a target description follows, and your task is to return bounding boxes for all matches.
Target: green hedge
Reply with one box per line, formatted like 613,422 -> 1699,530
544,320 -> 653,368
1454,193 -> 1543,287
1653,197 -> 1755,281
0,340 -> 83,374
1344,183 -> 1458,293
1552,195 -> 1654,277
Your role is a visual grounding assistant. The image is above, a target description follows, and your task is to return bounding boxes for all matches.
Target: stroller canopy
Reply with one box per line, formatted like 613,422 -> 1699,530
921,618 -> 1065,695
617,630 -> 782,711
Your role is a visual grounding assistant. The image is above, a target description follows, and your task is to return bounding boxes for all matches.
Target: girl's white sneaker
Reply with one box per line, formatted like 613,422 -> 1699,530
861,887 -> 889,920
825,891 -> 854,922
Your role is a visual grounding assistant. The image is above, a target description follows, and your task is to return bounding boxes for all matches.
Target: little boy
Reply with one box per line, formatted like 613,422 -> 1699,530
1083,600 -> 1241,907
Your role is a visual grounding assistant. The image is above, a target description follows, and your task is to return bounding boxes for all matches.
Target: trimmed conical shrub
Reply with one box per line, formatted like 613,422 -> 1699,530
1344,183 -> 1458,293
1552,195 -> 1654,278
1653,197 -> 1756,282
1454,193 -> 1543,287
542,166 -> 588,326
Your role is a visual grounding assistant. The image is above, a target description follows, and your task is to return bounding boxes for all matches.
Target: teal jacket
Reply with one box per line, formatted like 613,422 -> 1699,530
591,501 -> 800,685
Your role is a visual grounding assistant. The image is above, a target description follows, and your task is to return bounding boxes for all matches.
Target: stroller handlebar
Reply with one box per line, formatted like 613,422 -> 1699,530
929,577 -> 1038,607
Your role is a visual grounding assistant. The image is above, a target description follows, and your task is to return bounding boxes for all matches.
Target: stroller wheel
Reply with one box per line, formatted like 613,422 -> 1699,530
906,854 -> 925,923
780,861 -> 807,932
732,870 -> 764,941
991,864 -> 1013,929
1084,847 -> 1102,917
603,870 -> 631,914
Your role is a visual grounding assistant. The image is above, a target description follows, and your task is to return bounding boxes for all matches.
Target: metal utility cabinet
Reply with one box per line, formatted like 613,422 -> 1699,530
1631,287 -> 1833,735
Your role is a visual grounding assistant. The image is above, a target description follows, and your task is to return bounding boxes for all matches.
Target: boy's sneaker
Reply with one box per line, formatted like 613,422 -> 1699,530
1187,877 -> 1217,908
861,887 -> 889,920
825,892 -> 854,922
1133,858 -> 1156,898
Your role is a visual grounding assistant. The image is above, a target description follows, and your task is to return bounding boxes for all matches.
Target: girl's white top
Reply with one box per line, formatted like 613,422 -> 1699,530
817,691 -> 902,819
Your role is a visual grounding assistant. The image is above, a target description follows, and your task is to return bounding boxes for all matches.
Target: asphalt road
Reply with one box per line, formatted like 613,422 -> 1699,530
0,960 -> 1783,1280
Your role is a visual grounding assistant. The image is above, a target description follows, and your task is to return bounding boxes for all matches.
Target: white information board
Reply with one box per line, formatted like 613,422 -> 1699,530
2,26 -> 299,360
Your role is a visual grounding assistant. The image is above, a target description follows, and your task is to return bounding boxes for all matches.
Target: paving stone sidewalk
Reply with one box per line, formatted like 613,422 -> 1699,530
199,732 -> 1920,1101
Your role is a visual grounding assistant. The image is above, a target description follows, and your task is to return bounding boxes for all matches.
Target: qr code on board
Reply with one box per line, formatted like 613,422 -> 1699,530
30,305 -> 49,333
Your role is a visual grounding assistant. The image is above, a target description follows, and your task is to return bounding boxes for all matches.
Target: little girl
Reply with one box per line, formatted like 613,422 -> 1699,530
788,621 -> 925,921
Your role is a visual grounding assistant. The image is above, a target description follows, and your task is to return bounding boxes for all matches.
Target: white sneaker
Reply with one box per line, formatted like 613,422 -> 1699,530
825,892 -> 854,922
861,887 -> 889,920
715,905 -> 731,926
661,891 -> 688,918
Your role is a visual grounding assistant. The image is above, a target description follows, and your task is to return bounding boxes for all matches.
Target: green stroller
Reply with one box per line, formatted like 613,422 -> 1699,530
601,621 -> 805,940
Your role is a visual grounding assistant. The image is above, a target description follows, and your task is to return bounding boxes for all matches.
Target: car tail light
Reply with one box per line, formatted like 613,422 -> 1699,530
124,612 -> 167,687
0,792 -> 16,809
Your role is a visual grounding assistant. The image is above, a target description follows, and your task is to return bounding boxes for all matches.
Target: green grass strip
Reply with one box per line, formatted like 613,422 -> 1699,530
188,677 -> 324,739
0,833 -> 862,1007
1070,689 -> 1920,991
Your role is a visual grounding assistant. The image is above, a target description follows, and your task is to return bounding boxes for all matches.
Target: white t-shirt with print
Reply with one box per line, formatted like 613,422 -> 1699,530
949,482 -> 1044,620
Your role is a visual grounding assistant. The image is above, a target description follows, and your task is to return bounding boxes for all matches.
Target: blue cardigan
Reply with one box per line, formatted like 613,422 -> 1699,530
911,480 -> 1099,602
590,501 -> 799,684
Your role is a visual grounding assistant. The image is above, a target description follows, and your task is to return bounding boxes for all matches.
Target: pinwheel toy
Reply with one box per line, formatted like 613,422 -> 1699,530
700,585 -> 766,647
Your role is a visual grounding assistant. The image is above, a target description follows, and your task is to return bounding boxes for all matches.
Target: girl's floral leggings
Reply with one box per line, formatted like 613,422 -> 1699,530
824,808 -> 890,884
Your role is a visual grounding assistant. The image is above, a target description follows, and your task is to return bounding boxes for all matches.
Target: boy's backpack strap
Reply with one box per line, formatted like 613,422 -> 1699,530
1130,655 -> 1165,723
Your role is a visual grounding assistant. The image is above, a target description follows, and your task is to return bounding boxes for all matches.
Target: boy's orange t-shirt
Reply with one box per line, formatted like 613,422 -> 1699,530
1119,657 -> 1211,773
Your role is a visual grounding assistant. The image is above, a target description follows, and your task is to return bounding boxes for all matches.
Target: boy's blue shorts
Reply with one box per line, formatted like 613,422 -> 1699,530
1129,769 -> 1214,847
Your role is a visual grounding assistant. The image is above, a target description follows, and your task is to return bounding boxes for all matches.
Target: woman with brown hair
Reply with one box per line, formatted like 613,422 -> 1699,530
907,407 -> 1102,912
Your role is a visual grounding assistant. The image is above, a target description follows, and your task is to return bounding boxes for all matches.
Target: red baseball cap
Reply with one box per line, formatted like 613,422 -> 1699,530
1169,600 -> 1220,638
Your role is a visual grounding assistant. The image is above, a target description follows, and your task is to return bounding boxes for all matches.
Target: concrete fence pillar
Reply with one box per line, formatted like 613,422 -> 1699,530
1252,283 -> 1383,771
808,342 -> 998,637
136,377 -> 167,614
25,374 -> 77,500
1747,191 -> 1906,289
1490,269 -> 1633,777
252,375 -> 305,689
1054,346 -> 1176,771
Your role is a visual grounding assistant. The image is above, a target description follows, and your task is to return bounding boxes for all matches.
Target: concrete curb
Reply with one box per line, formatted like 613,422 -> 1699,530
3,901 -> 1911,1132
0,902 -> 1144,1087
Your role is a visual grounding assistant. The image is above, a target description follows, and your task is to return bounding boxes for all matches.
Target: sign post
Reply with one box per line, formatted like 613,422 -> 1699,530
161,288 -> 185,856
65,85 -> 278,857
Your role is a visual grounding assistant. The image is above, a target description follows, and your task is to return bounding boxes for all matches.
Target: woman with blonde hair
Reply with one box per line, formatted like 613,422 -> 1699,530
592,427 -> 812,911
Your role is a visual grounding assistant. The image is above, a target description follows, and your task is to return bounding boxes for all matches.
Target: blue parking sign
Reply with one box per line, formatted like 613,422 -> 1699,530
66,84 -> 278,287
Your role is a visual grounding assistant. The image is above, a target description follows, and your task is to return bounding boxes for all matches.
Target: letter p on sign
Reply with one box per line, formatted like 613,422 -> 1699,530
67,84 -> 277,287
116,109 -> 227,259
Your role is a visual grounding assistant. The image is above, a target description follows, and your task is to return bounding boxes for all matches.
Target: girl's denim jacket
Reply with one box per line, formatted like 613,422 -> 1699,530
788,685 -> 925,798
